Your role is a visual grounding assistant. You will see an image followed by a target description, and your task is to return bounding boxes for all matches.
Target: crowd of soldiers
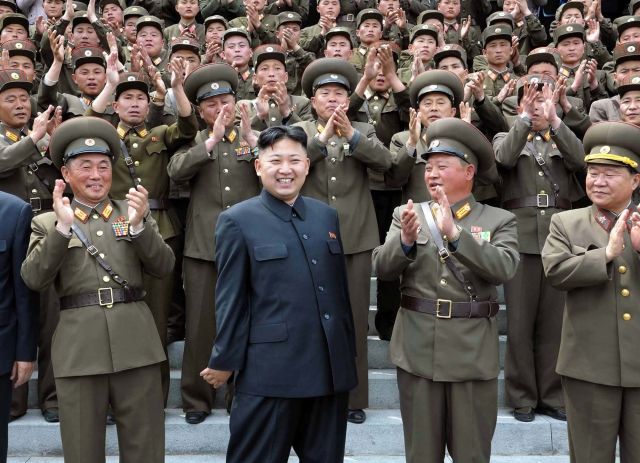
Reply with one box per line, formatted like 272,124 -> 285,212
3,0 -> 640,461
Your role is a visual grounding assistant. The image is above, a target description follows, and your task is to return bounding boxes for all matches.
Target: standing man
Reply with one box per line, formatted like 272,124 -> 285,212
0,191 -> 37,463
20,117 -> 174,463
373,118 -> 519,463
201,125 -> 357,463
294,58 -> 393,424
542,121 -> 640,463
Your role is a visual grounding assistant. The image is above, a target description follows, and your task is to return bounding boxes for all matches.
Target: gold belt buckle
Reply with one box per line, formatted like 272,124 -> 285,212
536,193 -> 549,208
345,13 -> 354,21
436,299 -> 452,318
98,287 -> 114,307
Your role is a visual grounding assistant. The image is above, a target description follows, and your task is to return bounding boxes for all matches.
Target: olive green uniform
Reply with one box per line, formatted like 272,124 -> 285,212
372,196 -> 519,462
235,94 -> 313,130
21,199 -> 173,463
493,116 -> 585,413
167,127 -> 261,413
163,22 -> 206,44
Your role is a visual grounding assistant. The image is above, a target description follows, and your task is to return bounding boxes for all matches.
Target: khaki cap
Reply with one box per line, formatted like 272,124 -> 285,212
553,23 -> 585,44
583,121 -> 640,172
558,1 -> 584,18
0,0 -> 17,12
222,27 -> 251,45
525,47 -> 559,71
434,44 -> 467,68
184,63 -> 238,104
356,8 -> 383,28
410,24 -> 439,43
409,69 -> 463,108
277,11 -> 302,28
136,15 -> 163,33
253,44 -> 286,67
71,46 -> 106,69
416,10 -> 443,25
170,36 -> 200,55
1,39 -> 36,62
325,26 -> 353,47
614,41 -> 640,67
617,16 -> 640,37
0,13 -> 28,32
50,117 -> 121,169
616,73 -> 640,98
115,72 -> 149,100
0,69 -> 31,93
123,6 -> 148,20
204,15 -> 228,29
482,24 -> 512,47
487,11 -> 514,29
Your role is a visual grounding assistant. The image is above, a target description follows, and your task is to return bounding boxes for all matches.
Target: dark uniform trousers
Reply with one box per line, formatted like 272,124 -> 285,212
0,373 -> 9,462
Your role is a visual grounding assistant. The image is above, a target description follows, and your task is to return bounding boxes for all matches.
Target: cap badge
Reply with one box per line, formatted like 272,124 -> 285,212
566,26 -> 573,32
72,2 -> 77,8
15,42 -> 22,49
84,49 -> 92,56
330,74 -> 338,79
10,72 -> 18,80
443,45 -> 450,50
266,46 -> 274,52
211,82 -> 219,89
127,75 -> 136,81
430,139 -> 440,147
628,45 -> 636,53
85,138 -> 95,146
495,27 -> 502,33
600,145 -> 610,154
629,17 -> 635,22
132,7 -> 138,11
499,12 -> 505,16
287,13 -> 293,17
530,77 -> 539,84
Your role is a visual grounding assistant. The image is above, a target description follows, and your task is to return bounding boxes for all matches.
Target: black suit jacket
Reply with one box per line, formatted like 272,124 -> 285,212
0,191 -> 37,376
209,189 -> 357,398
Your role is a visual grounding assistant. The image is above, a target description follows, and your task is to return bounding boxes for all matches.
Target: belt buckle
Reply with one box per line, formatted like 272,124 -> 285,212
125,157 -> 134,166
86,245 -> 99,256
438,247 -> 450,262
346,13 -> 354,21
537,193 -> 549,208
436,299 -> 452,319
98,287 -> 114,307
29,197 -> 41,212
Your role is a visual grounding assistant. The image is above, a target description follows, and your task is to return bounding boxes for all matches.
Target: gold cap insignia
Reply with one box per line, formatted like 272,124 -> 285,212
85,138 -> 95,146
287,13 -> 293,17
330,74 -> 338,79
600,145 -> 610,153
127,75 -> 136,81
629,45 -> 637,53
211,82 -> 219,89
429,84 -> 438,90
266,46 -> 273,52
15,42 -> 22,49
84,49 -> 92,56
495,27 -> 502,33
566,26 -> 573,32
633,76 -> 640,84
10,72 -> 18,80
430,139 -> 439,147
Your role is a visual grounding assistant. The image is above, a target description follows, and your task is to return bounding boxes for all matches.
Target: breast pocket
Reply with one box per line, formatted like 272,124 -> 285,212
145,140 -> 168,157
68,238 -> 84,249
327,239 -> 342,254
254,243 -> 288,261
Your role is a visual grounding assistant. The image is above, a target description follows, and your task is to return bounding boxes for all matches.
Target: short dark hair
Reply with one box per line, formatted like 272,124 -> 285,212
257,125 -> 308,153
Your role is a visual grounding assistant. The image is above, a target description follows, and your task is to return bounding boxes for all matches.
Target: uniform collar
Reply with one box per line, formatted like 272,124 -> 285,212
527,129 -> 551,142
450,194 -> 476,221
117,122 -> 148,139
71,198 -> 114,223
444,21 -> 459,32
486,67 -> 511,82
560,65 -> 578,78
364,87 -> 390,101
592,202 -> 635,233
259,188 -> 306,221
209,126 -> 238,143
0,123 -> 27,143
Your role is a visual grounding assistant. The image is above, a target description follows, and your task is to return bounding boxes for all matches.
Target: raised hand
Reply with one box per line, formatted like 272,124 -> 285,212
239,102 -> 258,148
606,209 -> 630,261
459,101 -> 473,124
126,185 -> 149,229
49,29 -> 65,63
30,105 -> 55,142
407,107 -> 422,147
460,15 -> 471,40
317,110 -> 336,144
431,185 -> 458,240
571,59 -> 587,93
53,179 -> 74,233
541,83 -> 561,128
332,104 -> 354,140
46,106 -> 63,136
518,82 -> 538,117
273,82 -> 291,117
630,208 -> 640,252
400,199 -> 420,246
586,18 -> 600,43
363,46 -> 380,81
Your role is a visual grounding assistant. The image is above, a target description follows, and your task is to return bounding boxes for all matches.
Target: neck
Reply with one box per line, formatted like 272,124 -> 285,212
285,195 -> 298,206
448,190 -> 472,207
490,64 -> 508,72
74,197 -> 103,209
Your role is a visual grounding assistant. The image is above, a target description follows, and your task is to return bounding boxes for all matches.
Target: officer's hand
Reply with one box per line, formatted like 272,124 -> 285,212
126,185 -> 149,229
407,107 -> 421,147
510,36 -> 520,67
255,85 -> 271,119
571,59 -> 587,93
200,367 -> 232,389
11,361 -> 35,388
466,71 -> 485,103
400,199 -> 420,246
542,84 -> 561,129
586,18 -> 600,43
239,103 -> 258,148
605,208 -> 629,261
496,78 -> 516,105
48,29 -> 65,63
431,185 -> 459,241
169,57 -> 187,89
518,82 -> 537,118
105,48 -> 120,88
30,105 -> 55,142
630,209 -> 640,252
317,110 -> 336,144
35,15 -> 46,35
333,104 -> 354,140
363,47 -> 379,82
62,0 -> 74,21
459,102 -> 473,124
274,82 -> 291,118
410,57 -> 424,84
53,179 -> 74,233
46,106 -> 63,136
460,15 -> 471,40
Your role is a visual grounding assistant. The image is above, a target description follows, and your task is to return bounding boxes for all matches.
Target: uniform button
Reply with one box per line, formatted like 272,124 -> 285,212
535,136 -> 541,141
373,96 -> 379,100
223,152 -> 228,156
318,286 -> 324,292
223,169 -> 229,174
271,117 -> 277,122
540,210 -> 546,216
623,313 -> 632,321
323,313 -> 330,320
331,196 -> 336,201
99,253 -> 105,258
27,170 -> 32,175
225,186 -> 230,191
619,266 -> 627,274
540,190 -> 546,194
330,157 -> 337,163
137,177 -> 142,183
538,171 -> 544,176
225,205 -> 230,209
102,275 -> 110,282
312,259 -> 317,265
330,141 -> 336,146
132,143 -> 139,149
96,230 -> 104,236
134,160 -> 140,166
303,234 -> 309,239
270,103 -> 276,108
440,278 -> 447,286
292,212 -> 297,217
621,289 -> 630,297
373,105 -> 379,110
92,214 -> 99,219
31,188 -> 37,194
330,176 -> 337,182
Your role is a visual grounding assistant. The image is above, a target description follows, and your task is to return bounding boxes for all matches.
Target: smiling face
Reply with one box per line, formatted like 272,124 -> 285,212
311,83 -> 350,121
586,163 -> 640,212
0,87 -> 30,128
424,153 -> 474,202
255,137 -> 309,204
61,154 -> 112,206
417,92 -> 456,126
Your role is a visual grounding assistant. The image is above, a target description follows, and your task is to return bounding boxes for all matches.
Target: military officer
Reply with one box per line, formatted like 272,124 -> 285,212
167,63 -> 261,424
294,58 -> 393,423
0,70 -> 61,424
350,9 -> 384,73
236,44 -> 313,131
397,24 -> 438,86
88,50 -> 198,402
494,75 -> 586,423
20,116 -> 174,463
0,39 -> 37,86
121,6 -> 148,62
541,121 -> 640,463
135,16 -> 170,70
373,117 -> 519,463
220,28 -> 256,101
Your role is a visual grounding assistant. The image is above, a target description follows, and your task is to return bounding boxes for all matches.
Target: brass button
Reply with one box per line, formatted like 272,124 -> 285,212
373,95 -> 378,100
270,103 -> 276,108
373,105 -> 379,110
621,289 -> 630,297
330,177 -> 336,182
223,152 -> 228,156
440,278 -> 447,286
132,143 -> 139,149
96,230 -> 103,237
330,141 -> 336,146
271,117 -> 277,122
92,214 -> 99,219
330,157 -> 336,163
623,313 -> 632,321
540,210 -> 546,216
31,188 -> 37,194
102,276 -> 110,282
99,253 -> 105,258
540,190 -> 546,194
535,136 -> 541,141
223,168 -> 229,174
224,186 -> 230,191
134,160 -> 140,166
619,266 -> 627,274
538,171 -> 544,176
331,195 -> 336,201
225,205 -> 230,209
27,170 -> 32,175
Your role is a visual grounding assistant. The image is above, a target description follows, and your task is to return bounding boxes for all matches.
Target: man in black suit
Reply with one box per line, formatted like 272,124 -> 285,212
0,191 -> 37,463
201,126 -> 358,463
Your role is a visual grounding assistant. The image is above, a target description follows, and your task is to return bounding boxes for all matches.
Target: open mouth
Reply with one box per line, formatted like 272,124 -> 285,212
277,178 -> 293,184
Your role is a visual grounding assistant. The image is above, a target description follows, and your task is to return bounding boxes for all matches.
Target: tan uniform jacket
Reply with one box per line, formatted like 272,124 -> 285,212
372,196 -> 519,380
163,22 -> 206,44
293,120 -> 392,254
589,95 -> 620,123
86,108 -> 198,240
167,127 -> 261,261
542,206 -> 640,387
20,199 -> 174,377
493,117 -> 585,254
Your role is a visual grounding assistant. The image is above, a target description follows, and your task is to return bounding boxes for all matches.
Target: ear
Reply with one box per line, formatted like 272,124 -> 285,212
61,165 -> 71,183
633,172 -> 640,190
71,73 -> 78,85
254,157 -> 262,176
465,163 -> 476,181
450,106 -> 456,117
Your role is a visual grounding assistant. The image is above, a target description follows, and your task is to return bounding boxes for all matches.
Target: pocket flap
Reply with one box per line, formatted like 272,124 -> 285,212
249,322 -> 288,343
327,239 -> 342,254
145,140 -> 168,155
254,243 -> 288,261
68,238 -> 84,248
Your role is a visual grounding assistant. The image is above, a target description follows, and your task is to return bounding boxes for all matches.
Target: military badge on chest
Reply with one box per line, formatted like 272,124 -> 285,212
235,141 -> 252,158
470,226 -> 491,243
112,215 -> 130,238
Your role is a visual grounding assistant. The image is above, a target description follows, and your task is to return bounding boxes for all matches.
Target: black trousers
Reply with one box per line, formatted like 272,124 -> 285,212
227,391 -> 349,463
1,372 -> 10,463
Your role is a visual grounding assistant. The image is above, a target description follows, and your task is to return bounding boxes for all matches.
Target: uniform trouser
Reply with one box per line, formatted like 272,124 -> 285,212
10,285 -> 59,416
371,189 -> 402,340
143,235 -> 179,406
345,251 -> 371,410
0,373 -> 10,463
227,391 -> 349,463
397,367 -> 497,463
504,253 -> 564,410
181,257 -> 217,412
563,376 -> 640,463
167,198 -> 189,340
56,363 -> 164,463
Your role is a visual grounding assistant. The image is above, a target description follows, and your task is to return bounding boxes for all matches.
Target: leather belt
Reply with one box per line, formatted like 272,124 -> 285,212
503,194 -> 570,210
401,294 -> 499,319
29,197 -> 53,212
60,287 -> 146,310
148,199 -> 169,210
338,13 -> 355,21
